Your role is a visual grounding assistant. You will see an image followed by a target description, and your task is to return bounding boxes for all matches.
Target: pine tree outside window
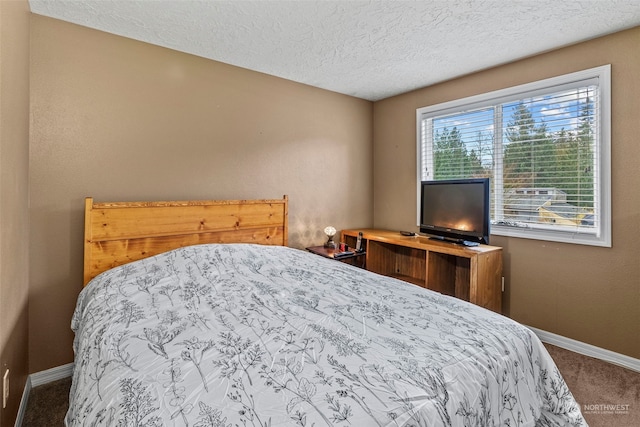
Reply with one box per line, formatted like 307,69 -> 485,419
417,65 -> 611,247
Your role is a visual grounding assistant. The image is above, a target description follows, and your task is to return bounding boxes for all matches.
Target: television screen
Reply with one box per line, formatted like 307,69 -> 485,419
420,178 -> 490,245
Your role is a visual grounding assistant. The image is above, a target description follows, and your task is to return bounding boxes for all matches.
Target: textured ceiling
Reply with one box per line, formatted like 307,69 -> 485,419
29,0 -> 640,101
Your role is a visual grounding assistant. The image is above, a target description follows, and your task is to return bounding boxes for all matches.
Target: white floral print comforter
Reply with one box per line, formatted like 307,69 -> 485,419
66,244 -> 586,426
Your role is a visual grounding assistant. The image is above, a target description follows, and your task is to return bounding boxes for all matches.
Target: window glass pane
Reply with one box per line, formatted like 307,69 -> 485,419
430,108 -> 494,181
500,87 -> 597,232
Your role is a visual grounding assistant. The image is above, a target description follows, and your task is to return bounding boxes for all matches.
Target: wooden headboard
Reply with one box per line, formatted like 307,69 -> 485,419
83,196 -> 288,285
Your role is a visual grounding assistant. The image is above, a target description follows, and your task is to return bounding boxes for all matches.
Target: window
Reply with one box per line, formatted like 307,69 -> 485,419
417,65 -> 611,247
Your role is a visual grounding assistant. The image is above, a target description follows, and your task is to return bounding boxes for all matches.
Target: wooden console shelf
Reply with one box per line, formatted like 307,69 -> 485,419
341,229 -> 503,313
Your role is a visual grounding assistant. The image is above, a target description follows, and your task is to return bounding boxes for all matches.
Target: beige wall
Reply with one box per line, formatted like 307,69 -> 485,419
373,27 -> 640,359
0,0 -> 30,425
29,15 -> 373,372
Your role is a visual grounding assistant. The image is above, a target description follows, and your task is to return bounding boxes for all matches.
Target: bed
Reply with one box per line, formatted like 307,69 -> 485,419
67,196 -> 586,426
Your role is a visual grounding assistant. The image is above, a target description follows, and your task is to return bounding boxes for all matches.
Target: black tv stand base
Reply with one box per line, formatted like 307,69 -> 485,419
428,236 -> 480,247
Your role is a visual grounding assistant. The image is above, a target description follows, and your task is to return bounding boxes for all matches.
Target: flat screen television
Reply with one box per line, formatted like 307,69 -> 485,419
419,178 -> 490,245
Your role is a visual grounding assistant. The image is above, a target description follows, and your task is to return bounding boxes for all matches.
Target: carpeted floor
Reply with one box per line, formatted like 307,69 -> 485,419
21,375 -> 71,426
545,344 -> 640,427
21,344 -> 640,426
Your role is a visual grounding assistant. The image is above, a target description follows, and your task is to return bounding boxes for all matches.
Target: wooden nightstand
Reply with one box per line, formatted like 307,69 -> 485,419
305,245 -> 366,268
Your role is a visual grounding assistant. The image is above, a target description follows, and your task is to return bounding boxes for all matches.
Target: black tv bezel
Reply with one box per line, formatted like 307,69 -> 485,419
419,178 -> 490,245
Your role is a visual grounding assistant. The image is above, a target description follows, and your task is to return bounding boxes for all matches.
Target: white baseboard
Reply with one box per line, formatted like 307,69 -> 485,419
15,363 -> 73,427
29,363 -> 73,387
14,376 -> 31,427
529,326 -> 640,373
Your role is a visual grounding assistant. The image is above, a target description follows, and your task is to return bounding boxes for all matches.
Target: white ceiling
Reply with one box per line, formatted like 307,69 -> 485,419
29,0 -> 640,101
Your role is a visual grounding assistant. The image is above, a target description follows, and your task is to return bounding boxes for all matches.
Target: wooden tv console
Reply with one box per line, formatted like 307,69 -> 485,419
341,229 -> 503,313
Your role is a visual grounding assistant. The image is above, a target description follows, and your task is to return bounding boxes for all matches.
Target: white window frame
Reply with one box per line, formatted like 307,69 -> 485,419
416,65 -> 611,247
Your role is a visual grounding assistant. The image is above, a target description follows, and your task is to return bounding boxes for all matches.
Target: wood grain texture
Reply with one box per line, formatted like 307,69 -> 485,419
84,196 -> 288,285
341,229 -> 503,312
